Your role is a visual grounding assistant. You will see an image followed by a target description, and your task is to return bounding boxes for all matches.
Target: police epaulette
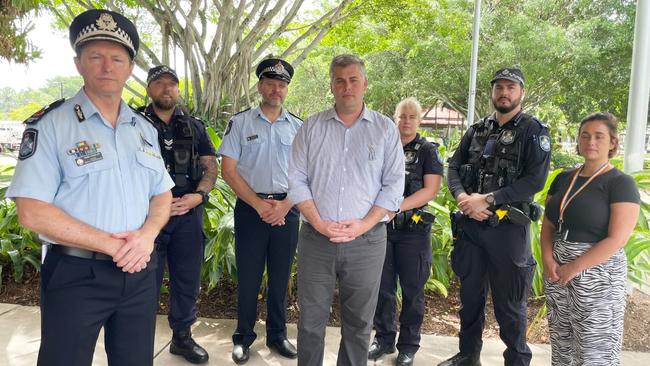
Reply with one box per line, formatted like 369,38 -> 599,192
189,115 -> 206,126
130,105 -> 156,125
288,111 -> 304,121
232,107 -> 251,117
24,98 -> 65,124
531,116 -> 548,129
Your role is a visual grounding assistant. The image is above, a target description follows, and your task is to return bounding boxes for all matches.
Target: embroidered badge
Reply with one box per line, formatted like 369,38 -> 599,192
18,128 -> 38,160
404,150 -> 417,164
539,135 -> 551,152
499,129 -> 516,145
163,138 -> 173,150
67,140 -> 103,166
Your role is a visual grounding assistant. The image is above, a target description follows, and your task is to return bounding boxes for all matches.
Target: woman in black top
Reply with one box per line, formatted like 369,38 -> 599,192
541,112 -> 640,366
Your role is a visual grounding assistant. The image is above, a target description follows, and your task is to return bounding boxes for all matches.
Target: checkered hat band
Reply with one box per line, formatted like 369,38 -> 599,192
261,66 -> 290,78
74,25 -> 134,52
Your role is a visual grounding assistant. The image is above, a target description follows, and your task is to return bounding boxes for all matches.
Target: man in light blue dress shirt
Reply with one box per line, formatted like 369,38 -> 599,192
288,54 -> 404,366
6,9 -> 174,366
219,58 -> 302,364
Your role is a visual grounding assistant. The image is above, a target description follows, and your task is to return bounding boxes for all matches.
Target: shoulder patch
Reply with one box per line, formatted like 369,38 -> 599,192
18,128 -> 38,160
288,111 -> 304,122
539,135 -> 551,152
24,98 -> 65,125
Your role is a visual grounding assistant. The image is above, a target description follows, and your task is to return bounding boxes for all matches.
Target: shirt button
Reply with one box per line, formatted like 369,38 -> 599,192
345,148 -> 348,152
341,187 -> 344,191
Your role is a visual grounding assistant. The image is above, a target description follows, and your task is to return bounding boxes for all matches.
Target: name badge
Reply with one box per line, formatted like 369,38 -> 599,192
246,134 -> 259,141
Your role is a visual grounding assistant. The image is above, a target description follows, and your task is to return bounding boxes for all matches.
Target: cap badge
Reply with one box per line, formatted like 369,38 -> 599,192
96,13 -> 118,31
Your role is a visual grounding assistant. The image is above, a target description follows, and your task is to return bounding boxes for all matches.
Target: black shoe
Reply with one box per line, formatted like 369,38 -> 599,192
267,338 -> 297,359
396,352 -> 415,366
437,352 -> 481,366
232,344 -> 250,364
368,339 -> 396,360
170,329 -> 209,364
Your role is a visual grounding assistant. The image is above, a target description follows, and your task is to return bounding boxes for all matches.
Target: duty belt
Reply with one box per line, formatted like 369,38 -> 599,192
256,192 -> 287,200
47,243 -> 112,261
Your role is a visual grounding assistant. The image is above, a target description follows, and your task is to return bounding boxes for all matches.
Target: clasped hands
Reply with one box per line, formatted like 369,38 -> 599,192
314,219 -> 372,243
256,199 -> 293,226
456,193 -> 493,221
108,228 -> 157,274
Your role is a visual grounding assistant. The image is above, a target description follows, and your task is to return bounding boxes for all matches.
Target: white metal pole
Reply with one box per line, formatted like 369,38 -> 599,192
624,0 -> 650,173
466,0 -> 482,129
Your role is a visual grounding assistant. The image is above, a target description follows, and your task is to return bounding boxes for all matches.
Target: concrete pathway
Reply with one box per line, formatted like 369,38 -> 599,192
1,303 -> 648,365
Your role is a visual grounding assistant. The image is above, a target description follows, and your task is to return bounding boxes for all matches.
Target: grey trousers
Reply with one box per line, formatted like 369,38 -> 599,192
297,222 -> 387,366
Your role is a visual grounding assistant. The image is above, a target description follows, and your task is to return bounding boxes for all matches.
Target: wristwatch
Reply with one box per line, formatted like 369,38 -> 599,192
194,190 -> 209,205
485,193 -> 496,207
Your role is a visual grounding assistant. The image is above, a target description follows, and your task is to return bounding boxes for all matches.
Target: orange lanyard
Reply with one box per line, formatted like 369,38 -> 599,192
557,162 -> 610,233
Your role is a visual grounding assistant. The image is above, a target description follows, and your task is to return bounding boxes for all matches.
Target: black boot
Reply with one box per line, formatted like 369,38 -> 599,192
170,328 -> 209,364
437,353 -> 481,366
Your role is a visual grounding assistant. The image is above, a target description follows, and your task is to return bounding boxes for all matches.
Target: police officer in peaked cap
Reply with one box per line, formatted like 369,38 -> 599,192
140,64 -> 218,364
439,68 -> 551,366
218,57 -> 301,364
7,9 -> 174,366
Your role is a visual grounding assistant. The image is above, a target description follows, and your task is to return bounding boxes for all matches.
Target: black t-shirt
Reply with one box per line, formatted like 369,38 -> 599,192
545,167 -> 639,243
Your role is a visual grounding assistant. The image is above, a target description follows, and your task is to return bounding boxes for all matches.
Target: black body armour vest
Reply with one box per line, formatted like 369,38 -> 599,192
148,111 -> 203,196
461,113 -> 534,195
404,135 -> 437,207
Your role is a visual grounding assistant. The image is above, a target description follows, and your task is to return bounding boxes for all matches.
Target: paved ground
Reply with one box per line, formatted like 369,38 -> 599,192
1,303 -> 648,365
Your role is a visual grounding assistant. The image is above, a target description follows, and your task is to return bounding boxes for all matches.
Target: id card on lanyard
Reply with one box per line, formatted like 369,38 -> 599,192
556,162 -> 610,240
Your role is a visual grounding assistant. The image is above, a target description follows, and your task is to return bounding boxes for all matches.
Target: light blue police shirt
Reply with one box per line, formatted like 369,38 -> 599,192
217,106 -> 302,193
6,88 -> 175,240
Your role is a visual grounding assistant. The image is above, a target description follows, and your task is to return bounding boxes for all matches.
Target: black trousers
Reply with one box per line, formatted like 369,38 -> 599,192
155,206 -> 205,332
373,226 -> 432,354
38,249 -> 157,366
451,216 -> 535,366
232,199 -> 299,347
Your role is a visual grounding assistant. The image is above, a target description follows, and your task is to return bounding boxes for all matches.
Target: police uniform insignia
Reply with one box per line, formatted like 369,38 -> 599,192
404,150 -> 417,164
18,128 -> 38,160
74,104 -> 86,122
224,119 -> 233,136
500,129 -> 516,145
163,138 -> 173,150
96,13 -> 118,31
67,140 -> 103,166
24,98 -> 65,125
539,135 -> 551,152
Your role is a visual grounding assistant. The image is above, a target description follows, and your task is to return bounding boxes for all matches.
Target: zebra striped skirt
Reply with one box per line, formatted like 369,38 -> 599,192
544,238 -> 627,366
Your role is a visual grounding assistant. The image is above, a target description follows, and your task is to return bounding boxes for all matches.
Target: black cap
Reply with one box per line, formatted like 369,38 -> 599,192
490,68 -> 525,86
147,65 -> 179,85
69,9 -> 139,59
255,58 -> 294,83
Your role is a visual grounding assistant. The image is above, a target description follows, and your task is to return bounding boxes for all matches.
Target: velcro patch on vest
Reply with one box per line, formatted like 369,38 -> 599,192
539,135 -> 551,152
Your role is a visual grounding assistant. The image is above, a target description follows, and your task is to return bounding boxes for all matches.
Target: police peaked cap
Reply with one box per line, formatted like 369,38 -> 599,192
490,68 -> 525,86
69,9 -> 139,59
256,58 -> 294,83
147,65 -> 179,85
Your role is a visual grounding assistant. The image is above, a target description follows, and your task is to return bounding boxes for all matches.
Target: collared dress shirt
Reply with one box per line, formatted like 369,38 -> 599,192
6,88 -> 174,242
288,106 -> 404,222
218,106 -> 302,193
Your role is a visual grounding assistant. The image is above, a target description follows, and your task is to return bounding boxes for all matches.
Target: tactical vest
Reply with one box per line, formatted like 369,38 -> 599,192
461,113 -> 534,194
145,108 -> 203,195
404,135 -> 437,205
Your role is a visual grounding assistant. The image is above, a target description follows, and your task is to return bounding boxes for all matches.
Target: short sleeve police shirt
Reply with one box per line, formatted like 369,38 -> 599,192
6,89 -> 174,237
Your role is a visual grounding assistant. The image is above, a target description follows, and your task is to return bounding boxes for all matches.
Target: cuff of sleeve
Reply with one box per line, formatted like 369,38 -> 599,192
492,190 -> 505,206
288,187 -> 313,206
5,189 -> 55,204
374,194 -> 403,212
